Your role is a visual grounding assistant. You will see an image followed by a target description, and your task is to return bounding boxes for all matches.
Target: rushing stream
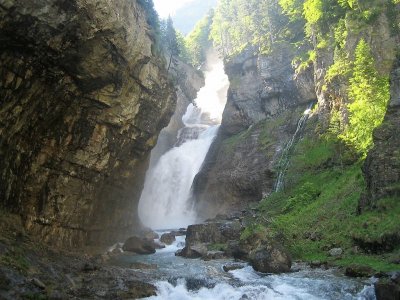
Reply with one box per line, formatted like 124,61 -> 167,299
138,52 -> 229,230
114,232 -> 376,300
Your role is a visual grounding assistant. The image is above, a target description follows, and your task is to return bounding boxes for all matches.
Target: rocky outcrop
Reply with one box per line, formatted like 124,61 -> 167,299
193,46 -> 316,219
0,0 -> 176,247
177,218 -> 291,273
122,236 -> 157,255
176,219 -> 242,259
360,57 -> 400,210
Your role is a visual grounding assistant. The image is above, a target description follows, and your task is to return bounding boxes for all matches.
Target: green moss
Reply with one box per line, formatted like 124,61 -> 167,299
240,224 -> 267,241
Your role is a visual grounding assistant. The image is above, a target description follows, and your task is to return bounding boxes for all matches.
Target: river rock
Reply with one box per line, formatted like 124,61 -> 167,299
345,265 -> 374,278
160,233 -> 176,245
329,248 -> 343,257
375,276 -> 400,300
223,264 -> 246,272
175,244 -> 208,259
123,281 -> 157,299
122,236 -> 156,254
248,243 -> 292,274
185,221 -> 241,246
204,251 -> 225,260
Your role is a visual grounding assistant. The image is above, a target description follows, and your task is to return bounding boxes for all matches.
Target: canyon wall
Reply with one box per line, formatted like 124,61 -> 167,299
194,5 -> 399,220
0,0 -> 176,247
193,46 -> 316,218
360,57 -> 400,210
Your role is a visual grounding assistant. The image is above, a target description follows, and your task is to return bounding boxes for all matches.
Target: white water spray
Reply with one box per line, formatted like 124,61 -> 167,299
138,52 -> 229,229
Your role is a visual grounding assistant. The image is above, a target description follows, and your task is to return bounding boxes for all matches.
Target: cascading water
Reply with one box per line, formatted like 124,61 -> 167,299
138,52 -> 229,230
274,103 -> 314,192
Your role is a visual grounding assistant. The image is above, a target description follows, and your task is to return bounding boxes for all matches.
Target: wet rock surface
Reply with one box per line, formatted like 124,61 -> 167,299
0,0 -> 176,247
0,214 -> 156,300
122,236 -> 157,255
374,272 -> 400,300
160,233 -> 176,245
248,243 -> 292,274
176,217 -> 292,274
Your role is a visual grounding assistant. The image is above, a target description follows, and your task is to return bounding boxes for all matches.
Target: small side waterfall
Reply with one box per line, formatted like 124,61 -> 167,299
138,53 -> 229,229
274,104 -> 313,192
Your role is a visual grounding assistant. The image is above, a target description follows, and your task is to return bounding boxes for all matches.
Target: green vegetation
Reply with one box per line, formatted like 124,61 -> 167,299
341,40 -> 390,155
210,0 -> 290,57
254,134 -> 400,271
185,11 -> 214,67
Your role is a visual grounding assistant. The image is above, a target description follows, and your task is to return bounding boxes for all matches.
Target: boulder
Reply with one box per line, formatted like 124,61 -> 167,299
122,236 -> 157,254
175,244 -> 208,259
223,264 -> 246,272
204,251 -> 225,260
345,265 -> 374,278
160,233 -> 176,245
329,248 -> 343,257
248,243 -> 292,274
375,276 -> 400,300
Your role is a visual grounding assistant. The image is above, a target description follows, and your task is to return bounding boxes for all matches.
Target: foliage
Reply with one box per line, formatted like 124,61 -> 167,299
340,39 -> 390,155
240,224 -> 267,241
185,10 -> 214,67
282,182 -> 320,212
210,0 -> 288,57
255,135 -> 400,271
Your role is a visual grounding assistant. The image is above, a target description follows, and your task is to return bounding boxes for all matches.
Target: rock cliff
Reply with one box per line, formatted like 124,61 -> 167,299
193,46 -> 316,219
360,57 -> 400,210
0,0 -> 176,247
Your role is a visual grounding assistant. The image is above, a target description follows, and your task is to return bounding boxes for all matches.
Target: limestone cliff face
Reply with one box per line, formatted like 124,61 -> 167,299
193,46 -> 316,219
0,0 -> 176,246
360,57 -> 400,210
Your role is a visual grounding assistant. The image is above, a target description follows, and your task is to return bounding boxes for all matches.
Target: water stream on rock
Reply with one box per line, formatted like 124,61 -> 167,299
138,52 -> 229,230
274,103 -> 313,192
114,232 -> 376,300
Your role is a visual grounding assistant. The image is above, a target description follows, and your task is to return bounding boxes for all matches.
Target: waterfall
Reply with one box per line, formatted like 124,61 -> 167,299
138,52 -> 229,230
274,103 -> 313,192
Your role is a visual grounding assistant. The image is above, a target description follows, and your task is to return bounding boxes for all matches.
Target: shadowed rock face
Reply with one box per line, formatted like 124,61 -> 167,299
0,0 -> 176,247
360,57 -> 400,210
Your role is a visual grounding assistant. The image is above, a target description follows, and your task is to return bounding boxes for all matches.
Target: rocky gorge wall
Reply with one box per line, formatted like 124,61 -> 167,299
360,56 -> 400,210
0,0 -> 176,247
193,5 -> 400,221
193,46 -> 316,219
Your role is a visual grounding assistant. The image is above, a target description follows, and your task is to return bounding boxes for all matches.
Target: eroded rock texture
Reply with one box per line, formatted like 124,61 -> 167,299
360,57 -> 400,210
193,47 -> 316,219
0,0 -> 176,246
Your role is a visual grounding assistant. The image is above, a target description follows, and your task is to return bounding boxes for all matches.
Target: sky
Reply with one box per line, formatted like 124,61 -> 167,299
153,0 -> 195,18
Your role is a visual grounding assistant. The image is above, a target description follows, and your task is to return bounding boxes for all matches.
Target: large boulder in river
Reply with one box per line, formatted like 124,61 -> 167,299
122,236 -> 156,254
176,221 -> 242,259
248,243 -> 292,274
160,233 -> 176,245
186,221 -> 241,246
175,244 -> 208,258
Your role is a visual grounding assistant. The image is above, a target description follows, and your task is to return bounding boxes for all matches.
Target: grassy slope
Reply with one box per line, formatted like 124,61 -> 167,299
255,124 -> 400,272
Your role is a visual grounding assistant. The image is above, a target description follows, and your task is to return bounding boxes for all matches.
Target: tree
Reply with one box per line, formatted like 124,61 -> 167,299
165,16 -> 180,72
185,10 -> 214,67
